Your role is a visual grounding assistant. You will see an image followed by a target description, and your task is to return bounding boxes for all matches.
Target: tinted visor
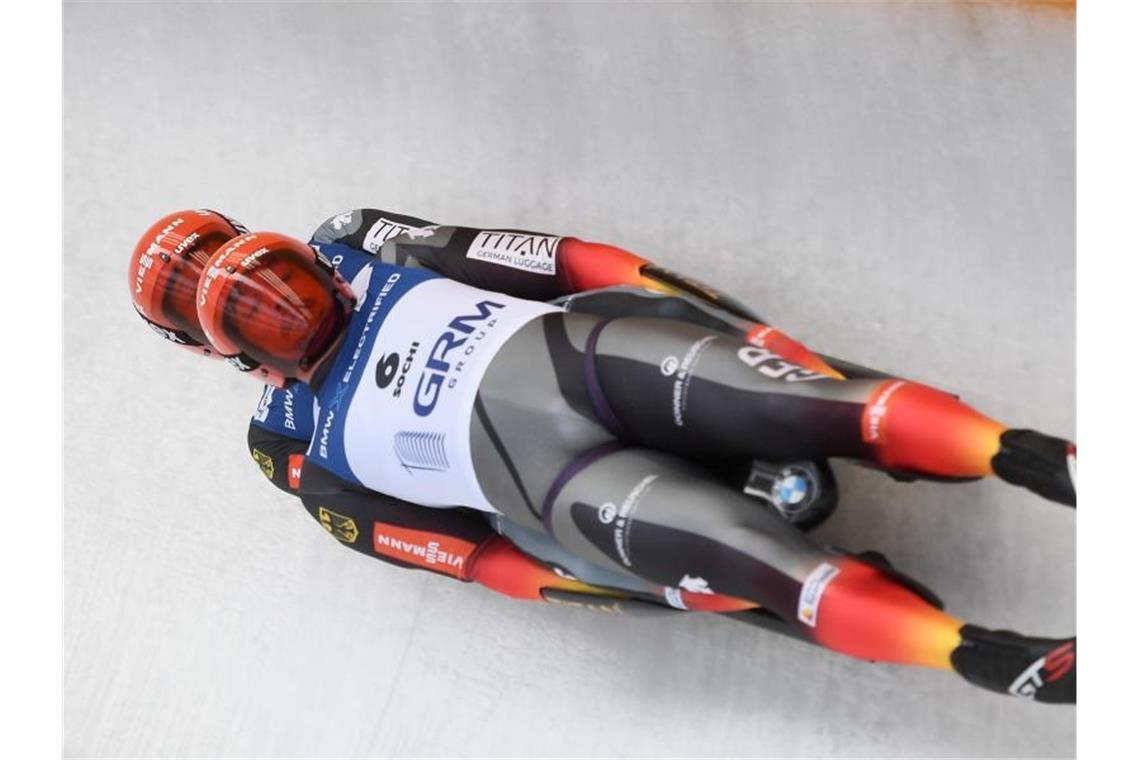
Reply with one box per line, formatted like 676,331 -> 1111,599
157,228 -> 236,346
218,246 -> 352,378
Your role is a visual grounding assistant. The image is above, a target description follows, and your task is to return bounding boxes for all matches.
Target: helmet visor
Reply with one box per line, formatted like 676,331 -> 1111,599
216,246 -> 353,377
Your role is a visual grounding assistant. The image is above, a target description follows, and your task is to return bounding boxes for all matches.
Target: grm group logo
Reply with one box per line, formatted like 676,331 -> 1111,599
413,300 -> 505,417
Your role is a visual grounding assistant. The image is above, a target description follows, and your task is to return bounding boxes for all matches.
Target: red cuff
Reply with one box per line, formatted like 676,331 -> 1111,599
466,535 -> 586,601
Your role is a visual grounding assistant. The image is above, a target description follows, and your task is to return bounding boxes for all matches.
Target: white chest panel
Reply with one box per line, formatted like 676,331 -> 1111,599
342,278 -> 558,511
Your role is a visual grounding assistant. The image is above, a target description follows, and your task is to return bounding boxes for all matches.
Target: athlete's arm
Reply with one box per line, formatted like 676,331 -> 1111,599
247,415 -> 623,600
310,208 -> 437,256
248,408 -> 760,604
243,355 -> 612,599
310,209 -> 842,377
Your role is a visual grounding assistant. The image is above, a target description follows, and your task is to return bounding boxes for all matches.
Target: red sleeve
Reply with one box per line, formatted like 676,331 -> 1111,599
312,210 -> 842,377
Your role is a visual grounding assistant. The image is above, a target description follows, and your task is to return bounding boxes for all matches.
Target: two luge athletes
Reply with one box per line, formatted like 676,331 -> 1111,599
130,207 -> 1076,704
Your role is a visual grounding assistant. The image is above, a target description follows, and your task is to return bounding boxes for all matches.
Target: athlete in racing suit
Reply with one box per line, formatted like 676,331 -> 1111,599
131,208 -> 1077,704
246,210 -> 811,611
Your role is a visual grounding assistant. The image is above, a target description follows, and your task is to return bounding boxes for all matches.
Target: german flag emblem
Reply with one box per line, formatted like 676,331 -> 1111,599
251,448 -> 274,479
318,507 -> 359,544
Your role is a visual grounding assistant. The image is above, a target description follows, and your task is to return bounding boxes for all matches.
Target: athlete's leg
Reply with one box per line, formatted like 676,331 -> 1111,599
543,445 -> 1075,702
560,290 -> 843,525
558,284 -> 845,378
588,317 -> 1075,505
472,312 -> 839,529
556,240 -> 845,378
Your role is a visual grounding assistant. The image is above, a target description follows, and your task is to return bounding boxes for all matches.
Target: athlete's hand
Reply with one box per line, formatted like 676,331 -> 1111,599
466,535 -> 606,601
466,536 -> 758,612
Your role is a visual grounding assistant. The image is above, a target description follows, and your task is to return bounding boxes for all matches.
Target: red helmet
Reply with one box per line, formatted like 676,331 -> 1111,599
129,209 -> 247,356
196,231 -> 356,387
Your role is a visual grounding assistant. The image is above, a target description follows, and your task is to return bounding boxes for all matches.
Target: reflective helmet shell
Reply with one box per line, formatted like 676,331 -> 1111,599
196,231 -> 356,387
129,209 -> 247,356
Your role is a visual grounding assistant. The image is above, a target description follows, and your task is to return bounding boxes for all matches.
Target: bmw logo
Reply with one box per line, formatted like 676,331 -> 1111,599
772,466 -> 815,517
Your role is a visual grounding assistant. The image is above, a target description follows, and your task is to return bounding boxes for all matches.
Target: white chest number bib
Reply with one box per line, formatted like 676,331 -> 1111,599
342,278 -> 558,511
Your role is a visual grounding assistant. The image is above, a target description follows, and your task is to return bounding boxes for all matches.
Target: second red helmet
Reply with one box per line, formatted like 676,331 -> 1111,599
129,209 -> 247,356
196,232 -> 357,386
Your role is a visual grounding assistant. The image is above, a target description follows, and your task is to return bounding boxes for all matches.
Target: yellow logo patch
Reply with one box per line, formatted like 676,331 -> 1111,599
251,448 -> 274,479
318,507 -> 359,544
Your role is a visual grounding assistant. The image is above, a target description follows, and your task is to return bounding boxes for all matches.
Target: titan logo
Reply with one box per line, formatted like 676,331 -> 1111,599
466,231 -> 561,275
363,217 -> 417,252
